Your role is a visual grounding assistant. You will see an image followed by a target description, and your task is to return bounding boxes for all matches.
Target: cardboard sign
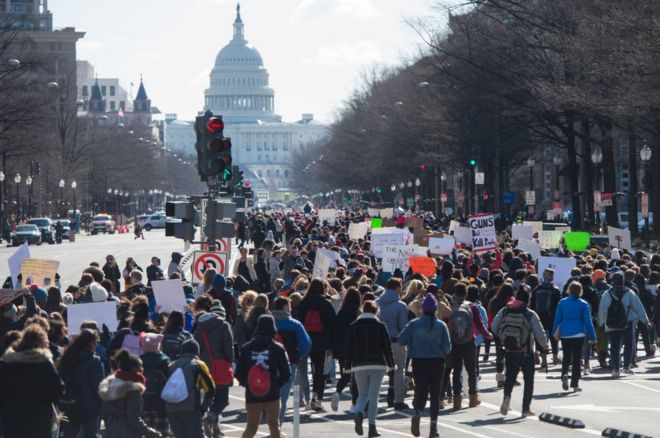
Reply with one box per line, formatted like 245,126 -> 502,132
512,225 -> 534,241
67,302 -> 119,335
453,227 -> 473,245
318,209 -> 336,226
468,213 -> 497,252
517,239 -> 541,261
368,208 -> 380,217
382,246 -> 410,273
371,228 -> 411,258
408,257 -> 438,278
371,218 -> 383,229
8,242 -> 30,289
608,226 -> 632,251
20,259 -> 60,287
539,230 -> 563,249
407,245 -> 429,256
151,279 -> 187,313
348,222 -> 369,240
380,208 -> 394,218
538,256 -> 576,289
429,236 -> 455,255
522,221 -> 543,238
564,232 -> 590,252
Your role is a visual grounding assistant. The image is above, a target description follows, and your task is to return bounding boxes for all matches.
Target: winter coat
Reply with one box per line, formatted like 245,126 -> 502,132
98,375 -> 159,438
597,285 -> 650,332
236,334 -> 291,403
59,349 -> 104,415
345,313 -> 395,372
0,347 -> 64,438
273,309 -> 312,364
333,303 -> 361,364
140,351 -> 169,412
552,296 -> 597,340
281,252 -> 301,280
194,313 -> 234,386
254,259 -> 271,293
208,288 -> 237,325
375,289 -> 408,339
146,265 -> 163,286
397,314 -> 452,359
530,282 -> 562,328
296,293 -> 336,351
165,352 -> 215,414
245,307 -> 271,342
491,299 -> 548,354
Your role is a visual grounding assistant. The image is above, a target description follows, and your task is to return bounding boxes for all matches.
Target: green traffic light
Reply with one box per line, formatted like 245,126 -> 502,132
223,168 -> 232,180
469,159 -> 476,167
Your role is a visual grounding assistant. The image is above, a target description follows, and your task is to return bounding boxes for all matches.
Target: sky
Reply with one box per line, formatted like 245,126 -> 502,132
51,0 -> 448,123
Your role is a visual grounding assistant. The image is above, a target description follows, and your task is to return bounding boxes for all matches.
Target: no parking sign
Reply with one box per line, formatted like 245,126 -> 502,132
192,251 -> 228,283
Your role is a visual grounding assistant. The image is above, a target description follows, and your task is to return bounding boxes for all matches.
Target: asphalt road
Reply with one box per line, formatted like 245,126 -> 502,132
1,231 -> 658,437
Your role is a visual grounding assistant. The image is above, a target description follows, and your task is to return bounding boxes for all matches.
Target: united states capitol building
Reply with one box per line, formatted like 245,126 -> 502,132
165,4 -> 326,201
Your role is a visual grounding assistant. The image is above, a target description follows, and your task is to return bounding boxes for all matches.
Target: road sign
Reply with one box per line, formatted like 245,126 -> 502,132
600,192 -> 613,207
503,191 -> 516,204
256,190 -> 269,204
475,172 -> 485,185
642,192 -> 649,218
525,190 -> 536,206
192,251 -> 228,283
553,201 -> 562,215
201,238 -> 231,253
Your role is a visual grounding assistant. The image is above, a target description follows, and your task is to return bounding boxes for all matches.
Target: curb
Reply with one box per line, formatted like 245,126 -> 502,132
601,428 -> 653,438
539,412 -> 585,429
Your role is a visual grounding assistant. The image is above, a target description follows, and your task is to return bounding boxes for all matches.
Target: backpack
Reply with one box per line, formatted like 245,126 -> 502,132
303,309 -> 324,333
606,290 -> 628,330
143,367 -> 167,401
121,331 -> 143,356
247,350 -> 271,397
162,332 -> 188,360
449,301 -> 474,344
161,367 -> 189,403
534,287 -> 552,317
497,308 -> 532,352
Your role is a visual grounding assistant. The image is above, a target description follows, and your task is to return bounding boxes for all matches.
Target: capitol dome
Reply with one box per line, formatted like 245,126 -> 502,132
204,4 -> 280,124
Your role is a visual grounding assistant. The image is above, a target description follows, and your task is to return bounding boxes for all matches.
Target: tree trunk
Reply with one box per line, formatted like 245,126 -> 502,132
627,123 -> 639,237
565,113 -> 582,230
599,122 -> 619,228
581,119 -> 595,230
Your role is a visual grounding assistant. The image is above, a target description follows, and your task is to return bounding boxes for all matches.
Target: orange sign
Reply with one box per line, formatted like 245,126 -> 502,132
408,256 -> 437,278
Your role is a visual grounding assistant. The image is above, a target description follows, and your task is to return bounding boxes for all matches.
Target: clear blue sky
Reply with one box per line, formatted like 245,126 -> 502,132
51,0 -> 447,123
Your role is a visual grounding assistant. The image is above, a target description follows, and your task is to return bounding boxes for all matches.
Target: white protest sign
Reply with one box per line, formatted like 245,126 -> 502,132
517,239 -> 541,261
371,228 -> 411,258
67,302 -> 118,335
453,227 -> 473,245
538,256 -> 577,289
407,245 -> 429,257
522,221 -> 543,238
348,222 -> 369,240
512,225 -> 534,241
608,226 -> 632,251
429,236 -> 455,255
8,242 -> 30,289
318,209 -> 336,225
468,214 -> 497,252
380,208 -> 394,218
368,208 -> 380,217
449,220 -> 460,233
151,279 -> 187,313
312,248 -> 334,279
382,246 -> 410,273
539,230 -> 563,249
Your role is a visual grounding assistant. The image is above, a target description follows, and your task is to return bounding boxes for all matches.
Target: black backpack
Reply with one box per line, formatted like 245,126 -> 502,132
534,288 -> 552,317
606,290 -> 628,330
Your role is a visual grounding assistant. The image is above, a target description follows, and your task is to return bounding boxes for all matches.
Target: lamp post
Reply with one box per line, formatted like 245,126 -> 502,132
591,145 -> 603,229
58,179 -> 65,216
440,171 -> 447,215
0,171 -> 4,241
640,140 -> 652,248
553,155 -> 562,203
14,173 -> 21,219
527,158 -> 535,217
25,176 -> 32,217
71,180 -> 77,214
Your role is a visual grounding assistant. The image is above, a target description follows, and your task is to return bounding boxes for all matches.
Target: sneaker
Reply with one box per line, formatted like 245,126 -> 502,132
331,392 -> 340,412
522,410 -> 536,417
611,370 -> 620,378
393,402 -> 410,411
552,355 -> 562,365
500,396 -> 511,415
411,411 -> 421,437
572,387 -> 582,393
561,375 -> 569,391
583,367 -> 590,376
312,401 -> 325,412
349,404 -> 358,414
622,368 -> 635,375
304,400 -> 312,411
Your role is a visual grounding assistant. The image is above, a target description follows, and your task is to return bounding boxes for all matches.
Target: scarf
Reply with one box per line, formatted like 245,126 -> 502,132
115,369 -> 146,390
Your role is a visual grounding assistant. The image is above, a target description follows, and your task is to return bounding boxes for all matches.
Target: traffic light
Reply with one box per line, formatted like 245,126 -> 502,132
194,110 -> 232,182
469,159 -> 477,167
232,165 -> 244,188
165,201 -> 196,240
204,199 -> 236,242
418,164 -> 426,172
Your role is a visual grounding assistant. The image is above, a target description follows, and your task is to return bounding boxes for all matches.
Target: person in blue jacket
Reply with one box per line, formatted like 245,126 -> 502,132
552,281 -> 596,392
397,293 -> 451,438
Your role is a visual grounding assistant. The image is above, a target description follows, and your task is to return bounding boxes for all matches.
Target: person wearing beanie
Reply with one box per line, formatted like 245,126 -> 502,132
598,270 -> 651,377
194,303 -> 234,437
209,274 -> 237,325
102,255 -> 122,294
530,269 -> 562,367
32,286 -> 48,303
62,292 -> 74,306
165,337 -> 215,438
591,269 -> 611,367
139,334 -> 170,437
398,293 -> 451,438
90,283 -> 109,303
236,314 -> 291,438
167,252 -> 185,281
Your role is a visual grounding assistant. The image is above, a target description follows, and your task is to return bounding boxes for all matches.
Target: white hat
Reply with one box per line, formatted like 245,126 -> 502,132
90,282 -> 109,303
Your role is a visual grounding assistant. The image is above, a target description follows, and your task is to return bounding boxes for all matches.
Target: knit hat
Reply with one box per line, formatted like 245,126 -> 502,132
213,274 -> 226,290
32,287 -> 48,301
62,293 -> 74,305
478,268 -> 490,281
90,283 -> 109,303
233,275 -> 251,293
210,300 -> 226,319
592,269 -> 606,285
422,293 -> 438,314
611,248 -> 621,261
255,314 -> 277,338
181,338 -> 200,356
141,333 -> 163,353
612,271 -> 624,286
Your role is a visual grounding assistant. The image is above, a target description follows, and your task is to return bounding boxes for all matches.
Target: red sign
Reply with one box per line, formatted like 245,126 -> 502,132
552,201 -> 562,213
201,238 -> 230,252
193,251 -> 228,282
600,192 -> 613,207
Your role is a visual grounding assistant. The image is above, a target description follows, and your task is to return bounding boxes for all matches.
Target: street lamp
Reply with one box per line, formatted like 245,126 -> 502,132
415,178 -> 421,187
407,181 -> 413,188
640,140 -> 652,248
58,178 -> 65,215
553,155 -> 562,203
71,180 -> 77,213
14,173 -> 21,218
25,176 -> 32,217
399,182 -> 405,190
8,59 -> 21,68
391,184 -> 396,192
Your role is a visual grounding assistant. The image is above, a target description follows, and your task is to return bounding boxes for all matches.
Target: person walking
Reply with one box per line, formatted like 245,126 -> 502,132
398,294 -> 451,438
236,315 -> 291,438
375,277 -> 409,410
331,287 -> 362,412
345,300 -> 394,437
591,269 -> 611,367
492,287 -> 548,417
530,269 -> 562,366
140,334 -> 170,437
552,281 -> 597,392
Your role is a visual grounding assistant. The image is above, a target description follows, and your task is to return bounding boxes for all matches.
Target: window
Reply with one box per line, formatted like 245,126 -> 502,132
258,170 -> 263,177
246,143 -> 252,151
110,86 -> 115,96
264,142 -> 269,151
267,169 -> 271,176
109,101 -> 116,111
275,169 -> 280,176
82,86 -> 88,96
284,170 -> 289,178
120,101 -> 125,110
257,143 -> 262,151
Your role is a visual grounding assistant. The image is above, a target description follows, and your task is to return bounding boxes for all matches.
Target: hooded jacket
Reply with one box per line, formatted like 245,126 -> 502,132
140,351 -> 169,412
194,312 -> 234,386
530,281 -> 562,328
597,285 -> 649,332
165,352 -> 216,414
273,309 -> 311,364
333,303 -> 361,364
98,375 -> 159,438
375,289 -> 408,339
235,334 -> 291,403
59,349 -> 104,415
491,299 -> 548,354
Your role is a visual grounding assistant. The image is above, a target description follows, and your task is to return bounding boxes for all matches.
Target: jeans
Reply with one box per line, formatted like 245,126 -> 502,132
412,358 -> 444,422
596,325 -> 609,361
296,355 -> 310,404
336,364 -> 358,405
610,324 -> 635,371
168,411 -> 204,438
243,400 -> 280,438
390,343 -> 407,403
637,322 -> 653,355
354,369 -> 386,424
279,363 -> 298,424
560,337 -> 584,388
61,409 -> 99,438
452,342 -> 477,395
503,352 -> 535,411
209,386 -> 229,418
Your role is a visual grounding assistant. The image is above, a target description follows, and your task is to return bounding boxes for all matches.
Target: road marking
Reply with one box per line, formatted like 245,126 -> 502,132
483,426 -> 535,438
621,381 -> 660,394
397,410 -> 495,438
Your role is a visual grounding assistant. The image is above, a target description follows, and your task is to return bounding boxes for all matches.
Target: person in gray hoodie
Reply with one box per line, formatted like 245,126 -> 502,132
375,277 -> 409,410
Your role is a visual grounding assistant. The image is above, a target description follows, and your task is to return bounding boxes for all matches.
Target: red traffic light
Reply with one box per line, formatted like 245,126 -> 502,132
207,116 -> 224,134
418,164 -> 426,172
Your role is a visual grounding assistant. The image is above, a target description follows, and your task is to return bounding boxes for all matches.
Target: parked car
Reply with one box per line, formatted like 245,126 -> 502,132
27,217 -> 55,244
91,214 -> 116,235
137,213 -> 166,231
11,224 -> 42,246
55,219 -> 72,240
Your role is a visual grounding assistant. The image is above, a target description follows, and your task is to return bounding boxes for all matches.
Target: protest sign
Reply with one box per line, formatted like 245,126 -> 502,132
371,218 -> 383,229
408,257 -> 438,277
20,259 -> 60,287
522,220 -> 543,238
453,227 -> 473,245
348,222 -> 369,240
312,248 -> 334,279
367,208 -> 380,217
371,228 -> 411,258
512,225 -> 534,241
380,208 -> 394,218
429,236 -> 455,255
406,245 -> 429,256
449,220 -> 460,233
564,232 -> 590,252
318,209 -> 336,225
539,230 -> 563,249
538,256 -> 576,289
517,239 -> 541,261
382,246 -> 410,273
8,242 -> 30,289
0,288 -> 28,307
67,302 -> 118,335
608,226 -> 632,251
468,213 -> 497,251
151,279 -> 187,313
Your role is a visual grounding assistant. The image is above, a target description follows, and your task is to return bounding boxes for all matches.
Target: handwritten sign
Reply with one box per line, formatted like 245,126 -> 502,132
453,227 -> 473,245
318,209 -> 336,226
20,259 -> 60,287
538,256 -> 576,289
371,228 -> 411,258
517,239 -> 541,261
312,248 -> 334,279
522,221 -> 543,239
382,246 -> 410,273
429,236 -> 455,255
380,208 -> 394,218
348,222 -> 369,240
371,218 -> 383,229
67,302 -> 119,335
408,256 -> 438,278
539,230 -> 563,249
608,226 -> 632,251
468,213 -> 497,252
512,225 -> 534,241
152,279 -> 187,313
